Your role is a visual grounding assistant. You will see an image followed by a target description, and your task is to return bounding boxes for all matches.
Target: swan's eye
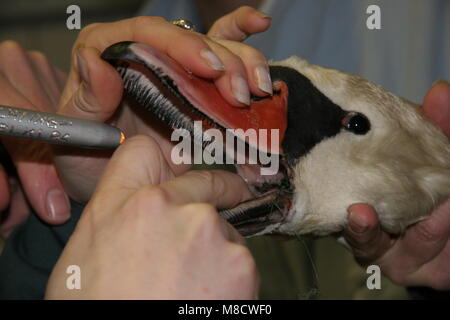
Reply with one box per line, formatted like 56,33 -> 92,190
341,112 -> 370,135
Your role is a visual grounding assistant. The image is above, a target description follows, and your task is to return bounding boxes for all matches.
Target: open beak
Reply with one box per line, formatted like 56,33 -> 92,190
102,41 -> 293,236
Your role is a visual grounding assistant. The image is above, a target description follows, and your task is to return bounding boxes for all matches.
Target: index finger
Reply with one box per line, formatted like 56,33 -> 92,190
59,17 -> 226,118
74,16 -> 224,79
93,135 -> 252,212
92,135 -> 175,209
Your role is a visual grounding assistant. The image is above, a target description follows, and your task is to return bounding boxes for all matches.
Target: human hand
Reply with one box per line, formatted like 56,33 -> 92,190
46,135 -> 258,299
344,80 -> 450,290
0,41 -> 69,237
54,8 -> 272,203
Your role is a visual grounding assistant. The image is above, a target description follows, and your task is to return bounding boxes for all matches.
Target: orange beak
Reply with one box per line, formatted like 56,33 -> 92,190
102,41 -> 289,156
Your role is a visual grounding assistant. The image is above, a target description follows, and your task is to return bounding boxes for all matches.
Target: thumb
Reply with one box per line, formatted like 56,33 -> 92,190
423,79 -> 450,139
208,6 -> 271,41
92,134 -> 252,213
58,47 -> 123,122
92,135 -> 175,210
343,203 -> 393,264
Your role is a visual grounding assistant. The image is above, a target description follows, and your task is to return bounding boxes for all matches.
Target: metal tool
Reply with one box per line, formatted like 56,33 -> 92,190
0,105 -> 125,149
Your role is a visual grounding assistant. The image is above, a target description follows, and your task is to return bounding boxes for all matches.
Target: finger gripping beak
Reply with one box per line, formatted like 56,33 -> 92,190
101,41 -> 289,155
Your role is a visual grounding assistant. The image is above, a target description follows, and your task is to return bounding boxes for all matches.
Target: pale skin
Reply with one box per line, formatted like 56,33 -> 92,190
0,43 -> 68,235
2,6 -> 270,299
0,6 -> 272,227
45,135 -> 258,299
0,6 -> 449,294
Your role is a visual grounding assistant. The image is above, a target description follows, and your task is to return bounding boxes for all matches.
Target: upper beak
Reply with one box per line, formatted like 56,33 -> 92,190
102,41 -> 293,236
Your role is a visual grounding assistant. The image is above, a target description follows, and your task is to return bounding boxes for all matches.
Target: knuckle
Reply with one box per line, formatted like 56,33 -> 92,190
230,244 -> 257,275
71,83 -> 96,111
171,32 -> 207,50
221,41 -> 264,64
343,231 -> 368,249
236,5 -> 256,15
353,232 -> 375,248
79,23 -> 101,36
184,203 -> 222,237
191,170 -> 229,196
352,242 -> 387,266
186,32 -> 206,42
126,186 -> 170,218
217,46 -> 245,66
139,186 -> 170,208
188,170 -> 217,185
81,197 -> 112,228
211,48 -> 248,73
76,23 -> 103,48
111,186 -> 171,226
209,18 -> 224,32
245,47 -> 265,63
192,203 -> 221,225
190,202 -> 217,215
0,40 -> 23,52
73,23 -> 102,55
0,40 -> 27,60
352,248 -> 377,266
28,50 -> 48,64
134,16 -> 167,28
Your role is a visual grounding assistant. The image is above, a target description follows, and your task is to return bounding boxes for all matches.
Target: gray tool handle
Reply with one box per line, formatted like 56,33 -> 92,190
0,105 -> 124,149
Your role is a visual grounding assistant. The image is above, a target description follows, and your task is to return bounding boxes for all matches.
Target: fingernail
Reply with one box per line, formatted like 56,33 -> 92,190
255,65 -> 273,95
349,211 -> 368,233
46,189 -> 70,220
256,11 -> 271,20
432,79 -> 450,87
200,49 -> 225,71
76,51 -> 90,84
231,74 -> 251,105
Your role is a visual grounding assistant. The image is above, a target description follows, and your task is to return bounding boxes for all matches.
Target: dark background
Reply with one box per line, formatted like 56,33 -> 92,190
0,0 -> 146,71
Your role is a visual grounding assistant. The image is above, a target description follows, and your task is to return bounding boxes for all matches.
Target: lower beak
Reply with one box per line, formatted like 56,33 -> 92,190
102,41 -> 293,236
